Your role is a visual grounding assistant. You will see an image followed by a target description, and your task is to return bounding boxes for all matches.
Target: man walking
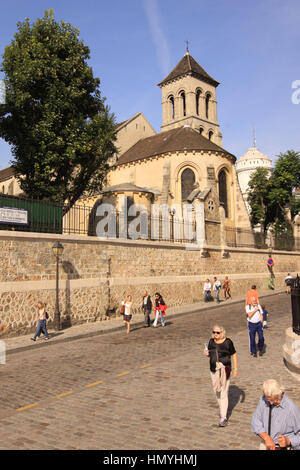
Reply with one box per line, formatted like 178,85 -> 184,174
246,296 -> 264,357
213,276 -> 221,304
142,291 -> 152,327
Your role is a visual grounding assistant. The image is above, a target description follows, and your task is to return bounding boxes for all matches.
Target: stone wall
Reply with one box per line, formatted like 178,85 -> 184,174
0,230 -> 299,337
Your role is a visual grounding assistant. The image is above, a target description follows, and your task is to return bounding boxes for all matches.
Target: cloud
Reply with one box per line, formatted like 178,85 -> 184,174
143,0 -> 171,77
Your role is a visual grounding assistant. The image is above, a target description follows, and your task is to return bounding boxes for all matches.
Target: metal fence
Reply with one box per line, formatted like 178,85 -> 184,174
1,195 -> 299,250
72,207 -> 197,243
0,194 -> 63,234
225,227 -> 300,252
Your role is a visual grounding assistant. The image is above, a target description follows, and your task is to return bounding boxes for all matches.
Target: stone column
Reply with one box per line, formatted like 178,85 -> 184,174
283,327 -> 300,380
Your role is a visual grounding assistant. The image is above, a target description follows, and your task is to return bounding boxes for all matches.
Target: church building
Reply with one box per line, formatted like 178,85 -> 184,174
0,49 -> 251,244
100,49 -> 251,237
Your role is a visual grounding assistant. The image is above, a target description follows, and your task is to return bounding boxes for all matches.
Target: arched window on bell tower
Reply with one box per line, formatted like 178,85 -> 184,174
168,95 -> 175,120
208,130 -> 213,141
196,89 -> 201,116
181,168 -> 196,202
205,93 -> 211,119
218,169 -> 228,218
180,91 -> 186,117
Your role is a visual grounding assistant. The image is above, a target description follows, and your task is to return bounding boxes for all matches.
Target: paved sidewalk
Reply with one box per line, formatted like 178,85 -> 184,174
3,288 -> 283,355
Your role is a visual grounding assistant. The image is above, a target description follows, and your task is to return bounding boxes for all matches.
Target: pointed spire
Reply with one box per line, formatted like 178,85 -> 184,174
252,124 -> 257,148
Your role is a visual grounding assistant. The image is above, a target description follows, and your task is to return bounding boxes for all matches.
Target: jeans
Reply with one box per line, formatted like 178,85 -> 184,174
204,290 -> 212,302
248,321 -> 264,354
34,319 -> 49,339
215,289 -> 220,304
143,307 -> 151,327
153,309 -> 165,327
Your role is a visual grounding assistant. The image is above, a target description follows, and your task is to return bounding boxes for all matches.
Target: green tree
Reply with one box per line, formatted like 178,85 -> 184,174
0,10 -> 116,211
268,150 -> 300,221
247,167 -> 273,232
247,151 -> 300,235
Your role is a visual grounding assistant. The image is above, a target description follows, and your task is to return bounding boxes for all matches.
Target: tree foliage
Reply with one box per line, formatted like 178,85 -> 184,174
0,10 -> 117,211
248,150 -> 300,234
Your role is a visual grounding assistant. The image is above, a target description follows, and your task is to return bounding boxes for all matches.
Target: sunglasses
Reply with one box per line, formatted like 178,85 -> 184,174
212,331 -> 221,334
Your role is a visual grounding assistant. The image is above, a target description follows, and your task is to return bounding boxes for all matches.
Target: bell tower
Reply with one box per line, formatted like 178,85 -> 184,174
157,48 -> 223,145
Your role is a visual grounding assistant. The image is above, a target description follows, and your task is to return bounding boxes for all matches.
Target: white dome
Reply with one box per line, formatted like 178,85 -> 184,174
236,147 -> 272,169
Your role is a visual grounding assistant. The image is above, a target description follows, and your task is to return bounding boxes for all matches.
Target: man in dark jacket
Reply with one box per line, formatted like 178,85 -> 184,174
142,291 -> 152,327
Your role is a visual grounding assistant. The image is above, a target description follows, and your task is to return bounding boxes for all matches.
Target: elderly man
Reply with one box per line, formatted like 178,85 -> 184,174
251,379 -> 300,450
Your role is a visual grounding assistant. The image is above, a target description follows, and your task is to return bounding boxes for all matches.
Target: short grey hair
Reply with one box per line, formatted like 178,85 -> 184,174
263,379 -> 285,398
212,324 -> 226,340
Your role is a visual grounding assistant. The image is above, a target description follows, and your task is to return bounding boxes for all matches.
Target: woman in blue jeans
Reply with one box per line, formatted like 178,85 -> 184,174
153,293 -> 166,327
31,302 -> 50,341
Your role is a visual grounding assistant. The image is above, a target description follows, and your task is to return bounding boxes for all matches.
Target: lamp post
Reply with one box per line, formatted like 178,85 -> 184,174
168,208 -> 176,241
52,241 -> 64,331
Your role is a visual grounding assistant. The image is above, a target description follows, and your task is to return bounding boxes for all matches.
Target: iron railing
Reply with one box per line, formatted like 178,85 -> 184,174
225,227 -> 300,252
0,195 -> 299,250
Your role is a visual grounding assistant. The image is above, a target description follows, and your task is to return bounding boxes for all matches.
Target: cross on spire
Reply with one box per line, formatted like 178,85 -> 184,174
185,40 -> 190,53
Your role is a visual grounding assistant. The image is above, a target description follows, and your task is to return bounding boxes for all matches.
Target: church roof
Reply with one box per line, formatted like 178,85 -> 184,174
101,183 -> 159,195
116,126 -> 235,166
0,166 -> 15,183
157,52 -> 220,88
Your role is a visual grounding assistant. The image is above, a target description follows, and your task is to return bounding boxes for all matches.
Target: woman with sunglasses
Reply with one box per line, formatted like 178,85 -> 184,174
204,325 -> 238,427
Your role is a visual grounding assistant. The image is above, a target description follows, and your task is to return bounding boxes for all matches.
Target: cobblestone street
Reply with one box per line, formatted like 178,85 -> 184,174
0,292 -> 299,451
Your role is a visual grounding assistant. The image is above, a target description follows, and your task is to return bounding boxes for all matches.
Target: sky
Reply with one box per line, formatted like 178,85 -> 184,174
0,0 -> 300,170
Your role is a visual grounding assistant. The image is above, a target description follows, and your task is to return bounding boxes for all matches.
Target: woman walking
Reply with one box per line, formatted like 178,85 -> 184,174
223,276 -> 232,300
31,301 -> 50,341
203,279 -> 212,302
204,325 -> 238,427
121,295 -> 133,334
153,293 -> 166,328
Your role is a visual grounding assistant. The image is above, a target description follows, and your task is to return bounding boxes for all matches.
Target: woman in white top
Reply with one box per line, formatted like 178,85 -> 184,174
122,295 -> 133,334
204,279 -> 212,302
31,301 -> 50,341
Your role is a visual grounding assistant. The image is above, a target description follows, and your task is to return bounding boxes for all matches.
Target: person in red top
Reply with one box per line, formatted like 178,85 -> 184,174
245,285 -> 259,308
153,293 -> 166,328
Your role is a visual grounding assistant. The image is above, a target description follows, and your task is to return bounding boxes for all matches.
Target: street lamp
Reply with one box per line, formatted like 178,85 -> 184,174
52,241 -> 64,331
168,208 -> 176,241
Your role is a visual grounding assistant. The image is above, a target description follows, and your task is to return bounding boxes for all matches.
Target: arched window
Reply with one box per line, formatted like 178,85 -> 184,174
218,169 -> 228,217
181,168 -> 195,202
8,181 -> 14,195
205,93 -> 211,119
199,127 -> 204,135
208,130 -> 213,141
180,91 -> 186,117
196,89 -> 201,115
168,95 -> 175,120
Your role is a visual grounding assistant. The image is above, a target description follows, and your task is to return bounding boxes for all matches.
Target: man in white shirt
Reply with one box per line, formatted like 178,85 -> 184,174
246,296 -> 264,358
213,277 -> 221,304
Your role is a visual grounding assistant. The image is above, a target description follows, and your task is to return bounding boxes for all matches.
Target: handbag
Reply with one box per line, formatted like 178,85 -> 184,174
120,304 -> 125,315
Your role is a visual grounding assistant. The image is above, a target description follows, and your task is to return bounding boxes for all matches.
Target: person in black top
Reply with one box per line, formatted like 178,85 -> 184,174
142,291 -> 152,327
204,325 -> 238,427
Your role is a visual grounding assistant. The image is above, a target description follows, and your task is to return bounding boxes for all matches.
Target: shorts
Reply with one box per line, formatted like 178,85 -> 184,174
124,315 -> 132,322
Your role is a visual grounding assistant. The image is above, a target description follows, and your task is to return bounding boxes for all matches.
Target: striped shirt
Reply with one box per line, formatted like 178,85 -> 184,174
251,394 -> 300,449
